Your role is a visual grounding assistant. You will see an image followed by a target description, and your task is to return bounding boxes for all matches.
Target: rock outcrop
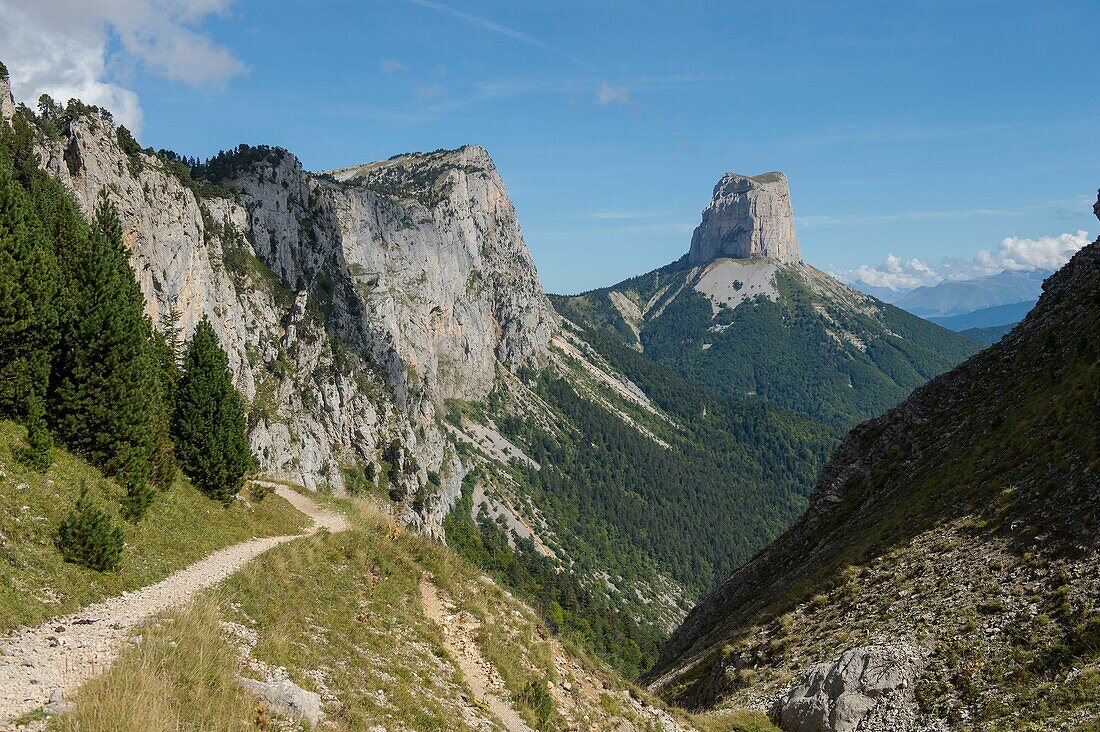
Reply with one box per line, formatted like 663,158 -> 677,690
0,68 -> 14,125
686,172 -> 801,265
239,678 -> 322,725
774,645 -> 931,732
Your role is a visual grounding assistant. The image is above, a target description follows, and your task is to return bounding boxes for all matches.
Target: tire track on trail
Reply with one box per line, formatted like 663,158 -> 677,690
419,576 -> 536,732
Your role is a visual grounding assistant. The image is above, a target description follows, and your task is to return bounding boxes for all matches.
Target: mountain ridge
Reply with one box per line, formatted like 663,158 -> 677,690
646,197 -> 1100,730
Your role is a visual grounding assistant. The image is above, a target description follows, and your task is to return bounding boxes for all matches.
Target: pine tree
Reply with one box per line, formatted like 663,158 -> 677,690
148,307 -> 182,490
0,160 -> 60,417
174,318 -> 254,503
52,193 -> 160,519
21,387 -> 52,470
56,483 -> 125,571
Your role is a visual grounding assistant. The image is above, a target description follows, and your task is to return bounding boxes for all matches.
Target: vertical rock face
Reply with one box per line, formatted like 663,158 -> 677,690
0,70 -> 14,125
7,75 -> 555,535
686,171 -> 802,265
321,146 -> 557,403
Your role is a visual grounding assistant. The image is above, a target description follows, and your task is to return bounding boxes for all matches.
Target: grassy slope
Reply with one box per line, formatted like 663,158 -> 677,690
52,492 -> 781,732
0,420 -> 308,632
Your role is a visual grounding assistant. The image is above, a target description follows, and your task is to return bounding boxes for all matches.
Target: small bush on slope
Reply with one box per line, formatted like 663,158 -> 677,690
55,484 -> 124,571
0,420 -> 307,632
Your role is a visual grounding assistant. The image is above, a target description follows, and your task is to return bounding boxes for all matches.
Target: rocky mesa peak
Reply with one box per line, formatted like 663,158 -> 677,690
686,170 -> 802,266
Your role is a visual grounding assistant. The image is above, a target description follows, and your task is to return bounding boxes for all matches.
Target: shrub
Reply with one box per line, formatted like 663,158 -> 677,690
516,679 -> 554,727
248,482 -> 271,503
56,484 -> 125,571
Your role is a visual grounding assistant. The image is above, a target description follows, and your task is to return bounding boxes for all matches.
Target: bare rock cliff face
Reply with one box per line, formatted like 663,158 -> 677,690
3,74 -> 555,535
322,147 -> 557,403
686,171 -> 802,265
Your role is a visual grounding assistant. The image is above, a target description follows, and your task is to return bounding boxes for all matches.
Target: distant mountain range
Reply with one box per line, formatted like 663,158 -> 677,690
897,268 -> 1050,317
849,268 -> 1050,340
928,300 -> 1036,330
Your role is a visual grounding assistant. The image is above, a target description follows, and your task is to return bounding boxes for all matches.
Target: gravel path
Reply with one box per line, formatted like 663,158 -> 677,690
419,577 -> 535,732
0,483 -> 346,726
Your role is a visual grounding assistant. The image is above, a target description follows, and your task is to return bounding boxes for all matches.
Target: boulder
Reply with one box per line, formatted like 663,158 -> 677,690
773,644 -> 925,732
239,677 -> 321,725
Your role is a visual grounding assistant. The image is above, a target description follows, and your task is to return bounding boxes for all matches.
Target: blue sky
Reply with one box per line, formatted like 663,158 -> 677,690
3,0 -> 1096,294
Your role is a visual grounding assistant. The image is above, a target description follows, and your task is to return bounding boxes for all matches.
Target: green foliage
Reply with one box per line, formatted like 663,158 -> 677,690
56,483 -> 125,571
516,679 -> 555,727
358,149 -> 485,207
0,155 -> 60,418
51,194 -> 162,519
554,267 -> 979,428
502,336 -> 834,601
115,125 -> 143,175
173,318 -> 255,504
20,388 -> 52,470
190,143 -> 287,184
446,474 -> 665,677
0,420 -> 308,632
0,60 -> 8,77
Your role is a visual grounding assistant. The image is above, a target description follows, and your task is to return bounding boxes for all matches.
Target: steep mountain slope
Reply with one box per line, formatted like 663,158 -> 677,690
555,172 -> 980,428
443,321 -> 836,671
2,68 -> 554,537
959,322 -> 1015,344
646,201 -> 1100,731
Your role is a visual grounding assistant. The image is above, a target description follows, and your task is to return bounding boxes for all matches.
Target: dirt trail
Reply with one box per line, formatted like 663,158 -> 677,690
0,483 -> 345,727
418,577 -> 535,732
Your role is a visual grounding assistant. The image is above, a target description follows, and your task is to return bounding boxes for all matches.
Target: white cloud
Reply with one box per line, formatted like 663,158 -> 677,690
0,0 -> 247,135
379,58 -> 407,74
836,230 -> 1091,291
595,83 -> 630,106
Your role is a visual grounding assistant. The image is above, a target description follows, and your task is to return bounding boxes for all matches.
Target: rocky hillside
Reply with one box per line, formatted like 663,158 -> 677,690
646,198 -> 1100,731
555,171 -> 980,428
1,68 -> 554,536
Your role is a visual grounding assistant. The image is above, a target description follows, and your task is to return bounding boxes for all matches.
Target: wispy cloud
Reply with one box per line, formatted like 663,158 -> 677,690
595,82 -> 630,106
799,198 -> 1085,228
403,0 -> 597,70
418,83 -> 445,101
834,230 -> 1092,291
0,0 -> 248,135
780,121 -> 1018,153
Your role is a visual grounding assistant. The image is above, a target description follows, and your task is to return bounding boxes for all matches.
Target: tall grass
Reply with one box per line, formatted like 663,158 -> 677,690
53,599 -> 256,732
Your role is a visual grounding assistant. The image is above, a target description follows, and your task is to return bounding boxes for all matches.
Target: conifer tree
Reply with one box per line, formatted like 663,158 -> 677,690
52,193 -> 159,519
21,387 -> 52,470
0,160 -> 60,416
151,306 -> 183,405
174,318 -> 254,503
148,307 -> 182,490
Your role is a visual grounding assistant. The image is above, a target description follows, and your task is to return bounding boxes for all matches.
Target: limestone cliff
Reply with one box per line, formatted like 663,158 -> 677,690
686,171 -> 802,266
1,72 -> 556,536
